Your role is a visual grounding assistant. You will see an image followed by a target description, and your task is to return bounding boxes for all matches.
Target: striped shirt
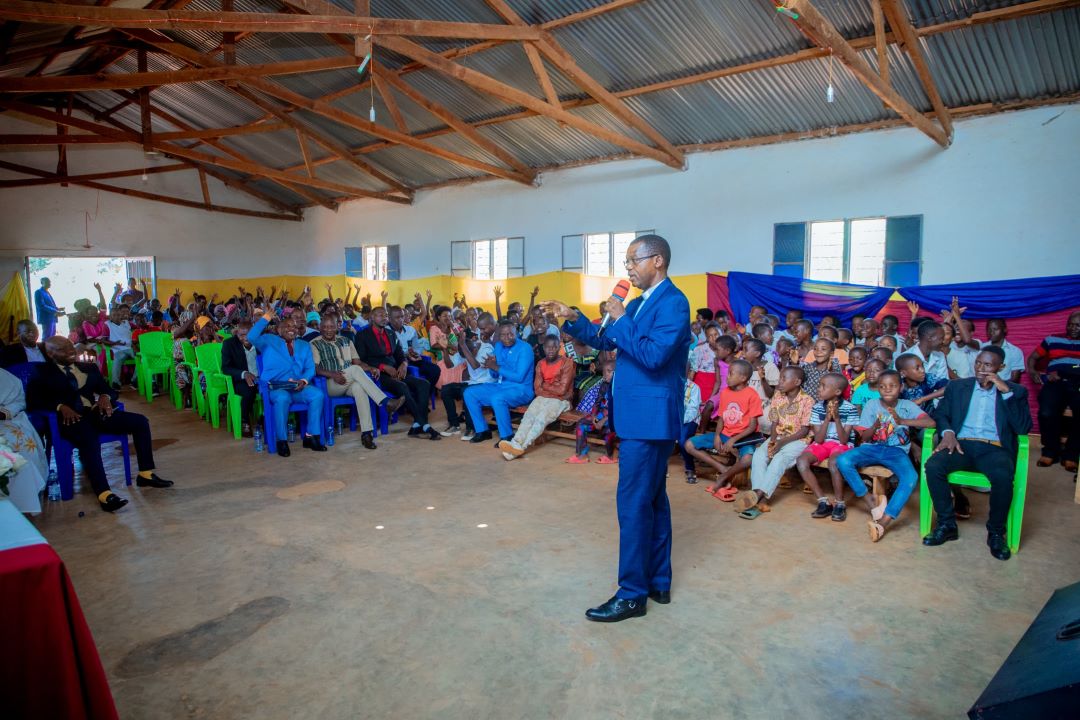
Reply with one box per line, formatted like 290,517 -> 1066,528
810,399 -> 860,444
309,336 -> 357,373
1034,335 -> 1080,377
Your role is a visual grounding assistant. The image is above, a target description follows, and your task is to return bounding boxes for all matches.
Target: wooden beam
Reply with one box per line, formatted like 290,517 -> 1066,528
0,159 -> 302,221
373,74 -> 409,134
296,128 -> 314,177
0,22 -> 20,65
522,42 -> 561,109
0,2 -> 544,40
0,162 -> 188,188
198,168 -> 211,208
154,121 -> 289,141
378,35 -> 682,169
924,0 -> 1079,34
0,55 -> 363,93
137,48 -> 152,151
880,0 -> 953,141
785,0 -> 949,147
222,0 -> 235,74
871,0 -> 889,91
0,134 -> 127,145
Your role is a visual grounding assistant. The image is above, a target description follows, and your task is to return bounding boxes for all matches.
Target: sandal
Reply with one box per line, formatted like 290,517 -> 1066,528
801,484 -> 813,495
565,455 -> 589,464
715,486 -> 739,502
597,456 -> 617,465
867,520 -> 886,543
1036,456 -> 1056,468
870,495 -> 888,522
738,507 -> 763,520
733,490 -> 760,512
685,472 -> 698,485
777,477 -> 793,489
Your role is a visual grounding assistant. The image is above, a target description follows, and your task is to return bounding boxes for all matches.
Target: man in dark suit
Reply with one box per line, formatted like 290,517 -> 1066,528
221,319 -> 259,437
33,277 -> 64,339
546,234 -> 691,622
29,336 -> 173,512
1,320 -> 47,367
922,346 -> 1032,560
355,306 -> 439,440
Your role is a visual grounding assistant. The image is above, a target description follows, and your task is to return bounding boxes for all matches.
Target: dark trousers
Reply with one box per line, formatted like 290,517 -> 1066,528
441,382 -> 473,432
615,439 -> 672,600
413,359 -> 441,391
235,380 -> 258,424
380,374 -> 430,425
678,420 -> 698,472
59,409 -> 155,495
575,420 -> 616,457
924,439 -> 1015,534
1037,379 -> 1080,462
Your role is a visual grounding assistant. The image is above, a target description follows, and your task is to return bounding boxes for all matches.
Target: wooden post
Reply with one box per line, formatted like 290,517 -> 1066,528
296,129 -> 314,177
198,168 -> 211,208
871,0 -> 889,110
880,0 -> 954,141
137,48 -> 151,152
222,0 -> 236,87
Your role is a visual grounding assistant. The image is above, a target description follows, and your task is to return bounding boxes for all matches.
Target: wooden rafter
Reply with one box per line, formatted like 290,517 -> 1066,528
0,2 -> 545,40
782,0 -> 949,147
521,42 -> 560,110
136,47 -> 151,151
0,163 -> 188,188
154,121 -> 289,141
197,167 -> 210,208
0,159 -> 302,221
296,129 -> 314,177
871,0 -> 889,90
880,0 -> 953,140
373,74 -> 409,134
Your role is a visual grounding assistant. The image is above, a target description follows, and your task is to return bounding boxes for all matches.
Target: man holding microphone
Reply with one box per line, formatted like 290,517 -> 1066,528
543,234 -> 690,622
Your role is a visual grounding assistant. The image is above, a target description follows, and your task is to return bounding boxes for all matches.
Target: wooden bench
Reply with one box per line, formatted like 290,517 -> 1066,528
483,407 -> 610,448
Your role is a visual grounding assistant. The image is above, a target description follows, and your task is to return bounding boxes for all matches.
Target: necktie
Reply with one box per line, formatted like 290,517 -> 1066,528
64,365 -> 79,391
286,339 -> 295,356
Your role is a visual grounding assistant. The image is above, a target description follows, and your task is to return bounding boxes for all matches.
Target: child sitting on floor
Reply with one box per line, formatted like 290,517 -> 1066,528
687,360 -> 763,498
795,373 -> 860,521
851,358 -> 886,408
834,370 -> 935,542
801,338 -> 843,401
896,354 -> 948,411
744,338 -> 778,433
679,361 -> 704,484
733,366 -> 813,516
567,361 -> 616,465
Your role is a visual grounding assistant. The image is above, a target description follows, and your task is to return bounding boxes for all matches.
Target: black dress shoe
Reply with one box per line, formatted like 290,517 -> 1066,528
100,493 -> 129,513
648,590 -> 671,605
276,440 -> 291,457
585,596 -> 647,623
361,432 -> 377,450
407,426 -> 423,437
987,533 -> 1011,561
427,428 -> 442,440
302,436 -> 328,452
469,430 -> 493,444
136,473 -> 173,488
922,524 -> 959,546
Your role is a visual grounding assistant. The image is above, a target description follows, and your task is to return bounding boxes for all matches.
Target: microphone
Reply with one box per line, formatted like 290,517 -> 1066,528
598,279 -> 632,335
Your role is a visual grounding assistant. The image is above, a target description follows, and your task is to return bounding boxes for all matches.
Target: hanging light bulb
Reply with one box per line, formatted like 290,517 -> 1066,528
826,51 -> 836,103
141,168 -> 148,182
369,105 -> 376,122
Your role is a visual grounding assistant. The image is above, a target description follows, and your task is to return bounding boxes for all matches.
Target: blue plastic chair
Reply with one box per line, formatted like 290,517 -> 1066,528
256,357 -> 315,454
324,382 -> 359,436
8,362 -> 131,501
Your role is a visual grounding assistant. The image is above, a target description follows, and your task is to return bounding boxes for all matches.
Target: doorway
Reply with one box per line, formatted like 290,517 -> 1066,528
26,256 -> 156,336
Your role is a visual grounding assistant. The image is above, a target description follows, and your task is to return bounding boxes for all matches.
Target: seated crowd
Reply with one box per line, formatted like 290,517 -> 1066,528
3,277 -> 1077,561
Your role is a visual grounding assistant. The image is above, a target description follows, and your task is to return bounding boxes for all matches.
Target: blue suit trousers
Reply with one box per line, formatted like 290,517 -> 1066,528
463,383 -> 534,438
615,438 -> 673,600
270,385 -> 324,440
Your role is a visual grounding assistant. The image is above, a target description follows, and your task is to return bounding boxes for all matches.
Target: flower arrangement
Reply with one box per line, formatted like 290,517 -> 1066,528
0,444 -> 27,497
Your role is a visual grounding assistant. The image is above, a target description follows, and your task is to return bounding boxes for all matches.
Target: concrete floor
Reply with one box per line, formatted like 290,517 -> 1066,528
31,394 -> 1080,720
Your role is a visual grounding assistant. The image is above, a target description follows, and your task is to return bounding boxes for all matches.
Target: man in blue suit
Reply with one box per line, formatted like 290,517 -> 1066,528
545,234 -> 690,622
249,309 -> 326,457
463,320 -> 535,443
34,277 -> 64,338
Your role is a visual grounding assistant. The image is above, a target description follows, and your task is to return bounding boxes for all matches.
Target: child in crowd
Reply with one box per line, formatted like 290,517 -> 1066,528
736,366 -> 813,516
800,338 -> 843,401
765,314 -> 780,330
752,322 -> 779,364
806,324 -> 847,366
880,314 -> 905,351
680,361 -> 704,484
792,319 -> 816,364
877,334 -> 898,356
836,327 -> 854,354
698,334 -> 738,425
688,360 -> 763,499
440,331 -> 495,439
775,309 -> 802,345
692,308 -> 714,345
858,317 -> 880,348
568,361 -> 616,464
690,322 -> 722,401
946,318 -> 979,379
500,336 -> 574,460
851,314 -> 866,335
744,305 -> 767,334
775,337 -> 795,370
744,338 -> 778,432
820,314 -> 839,331
871,345 -> 893,370
794,373 -> 860,520
851,358 -> 886,407
834,370 -> 935,541
896,354 -> 948,411
844,346 -> 868,391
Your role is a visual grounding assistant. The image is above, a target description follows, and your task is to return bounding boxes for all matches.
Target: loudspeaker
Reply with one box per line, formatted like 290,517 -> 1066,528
969,580 -> 1080,718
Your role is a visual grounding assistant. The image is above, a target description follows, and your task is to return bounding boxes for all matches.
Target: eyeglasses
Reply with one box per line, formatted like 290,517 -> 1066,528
623,253 -> 659,269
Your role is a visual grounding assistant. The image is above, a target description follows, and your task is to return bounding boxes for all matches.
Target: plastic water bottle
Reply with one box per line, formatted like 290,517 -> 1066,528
335,415 -> 344,436
254,427 -> 264,453
47,475 -> 61,502
326,424 -> 335,447
287,420 -> 296,443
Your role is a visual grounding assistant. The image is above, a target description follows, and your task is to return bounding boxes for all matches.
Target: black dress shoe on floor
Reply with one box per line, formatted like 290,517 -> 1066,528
302,436 -> 328,452
648,590 -> 671,605
361,432 -> 377,450
987,533 -> 1011,561
585,596 -> 647,623
100,493 -> 129,513
469,430 -> 493,444
136,473 -> 173,488
427,428 -> 442,440
922,524 -> 959,546
276,441 -> 291,457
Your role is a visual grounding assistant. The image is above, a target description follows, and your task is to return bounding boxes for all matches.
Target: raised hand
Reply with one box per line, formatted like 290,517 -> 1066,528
380,290 -> 389,303
425,290 -> 433,302
93,282 -> 102,291
414,291 -> 422,303
906,300 -> 920,317
493,285 -> 503,298
540,300 -> 576,321
531,285 -> 540,298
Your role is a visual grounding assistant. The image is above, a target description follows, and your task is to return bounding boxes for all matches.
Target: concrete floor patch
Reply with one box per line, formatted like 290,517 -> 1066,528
276,480 -> 346,500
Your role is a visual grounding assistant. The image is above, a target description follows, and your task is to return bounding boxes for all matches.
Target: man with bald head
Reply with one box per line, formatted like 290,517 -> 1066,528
29,336 -> 172,512
1,320 -> 46,366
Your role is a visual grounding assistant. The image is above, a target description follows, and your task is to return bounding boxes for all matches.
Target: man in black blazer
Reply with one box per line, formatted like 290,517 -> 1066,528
29,336 -> 173,512
922,346 -> 1032,560
221,319 -> 259,436
1,320 -> 48,367
354,306 -> 439,439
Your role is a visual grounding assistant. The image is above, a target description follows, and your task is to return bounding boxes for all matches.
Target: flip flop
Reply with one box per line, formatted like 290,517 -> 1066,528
716,486 -> 740,502
871,495 -> 888,522
597,456 -> 616,465
738,507 -> 763,520
867,520 -> 886,543
733,490 -> 760,512
801,484 -> 814,494
565,455 -> 589,464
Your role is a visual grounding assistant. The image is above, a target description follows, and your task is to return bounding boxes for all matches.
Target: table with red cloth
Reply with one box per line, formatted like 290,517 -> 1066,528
0,499 -> 118,720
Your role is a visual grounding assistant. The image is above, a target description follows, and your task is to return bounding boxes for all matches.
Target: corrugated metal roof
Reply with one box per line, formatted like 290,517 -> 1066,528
0,0 -> 1076,209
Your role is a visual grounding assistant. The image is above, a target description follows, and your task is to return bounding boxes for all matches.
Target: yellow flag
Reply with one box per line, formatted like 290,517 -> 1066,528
0,272 -> 31,344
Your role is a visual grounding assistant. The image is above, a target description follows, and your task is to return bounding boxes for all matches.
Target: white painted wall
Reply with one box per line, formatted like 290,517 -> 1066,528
1,104 -> 1077,284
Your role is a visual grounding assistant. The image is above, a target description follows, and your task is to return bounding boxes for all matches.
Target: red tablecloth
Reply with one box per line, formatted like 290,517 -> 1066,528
0,510 -> 118,720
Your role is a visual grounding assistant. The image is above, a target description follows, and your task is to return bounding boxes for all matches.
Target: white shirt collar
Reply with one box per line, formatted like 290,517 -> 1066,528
639,277 -> 668,303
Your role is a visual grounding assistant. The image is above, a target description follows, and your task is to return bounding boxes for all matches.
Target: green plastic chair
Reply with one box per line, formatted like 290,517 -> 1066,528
217,328 -> 232,339
919,427 -> 1029,554
195,343 -> 229,428
100,344 -> 137,388
177,339 -> 204,415
134,331 -> 174,402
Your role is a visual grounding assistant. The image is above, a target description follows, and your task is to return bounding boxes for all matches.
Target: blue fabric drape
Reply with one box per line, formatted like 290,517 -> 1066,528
727,271 -> 894,328
899,274 -> 1080,319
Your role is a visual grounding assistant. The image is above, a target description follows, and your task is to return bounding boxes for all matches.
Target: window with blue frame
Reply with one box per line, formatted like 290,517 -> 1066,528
345,245 -> 400,280
772,215 -> 921,286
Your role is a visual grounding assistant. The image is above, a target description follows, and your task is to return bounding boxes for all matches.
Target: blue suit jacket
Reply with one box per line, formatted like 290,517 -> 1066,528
492,338 -> 535,389
34,287 -> 59,323
564,277 -> 690,441
248,317 -> 316,384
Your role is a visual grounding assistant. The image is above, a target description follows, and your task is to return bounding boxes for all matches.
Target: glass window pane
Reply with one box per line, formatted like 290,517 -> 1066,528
377,246 -> 388,281
474,240 -> 491,280
586,233 -> 610,276
848,218 -> 887,286
364,247 -> 377,280
492,237 -> 508,280
807,221 -> 844,283
612,232 -> 635,279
